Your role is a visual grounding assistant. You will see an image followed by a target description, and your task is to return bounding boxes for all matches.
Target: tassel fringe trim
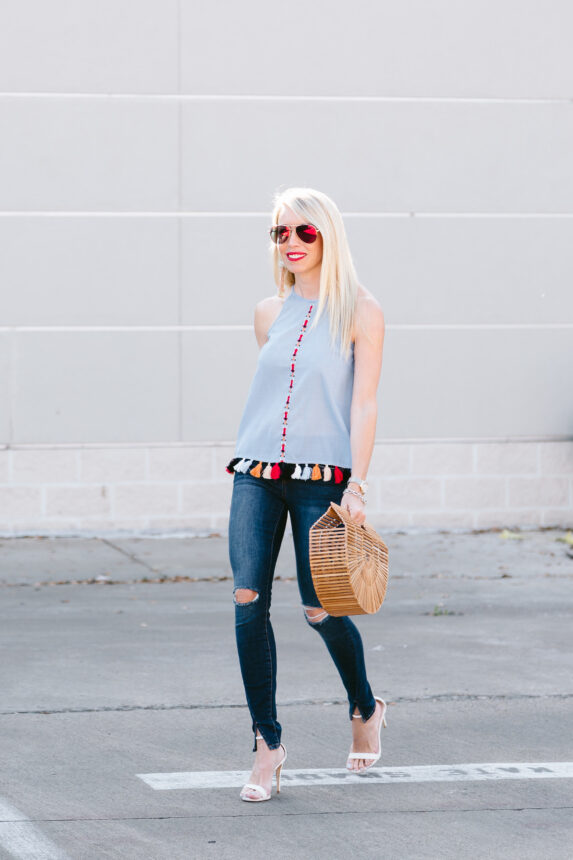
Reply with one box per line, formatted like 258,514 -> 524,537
225,457 -> 350,483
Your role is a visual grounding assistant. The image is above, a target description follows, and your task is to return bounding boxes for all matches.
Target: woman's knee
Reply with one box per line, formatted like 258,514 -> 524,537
304,605 -> 329,625
234,588 -> 259,605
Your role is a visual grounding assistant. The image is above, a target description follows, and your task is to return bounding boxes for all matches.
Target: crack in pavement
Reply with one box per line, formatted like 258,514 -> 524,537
0,575 -> 234,587
2,571 -> 573,588
100,538 -> 159,576
2,691 -> 572,716
1,805 -> 572,823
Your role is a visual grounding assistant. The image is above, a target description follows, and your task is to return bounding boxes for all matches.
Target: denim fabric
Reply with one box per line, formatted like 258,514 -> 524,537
228,470 -> 376,751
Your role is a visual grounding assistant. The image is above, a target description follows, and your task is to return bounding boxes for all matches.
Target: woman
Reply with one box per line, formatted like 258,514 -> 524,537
226,187 -> 386,802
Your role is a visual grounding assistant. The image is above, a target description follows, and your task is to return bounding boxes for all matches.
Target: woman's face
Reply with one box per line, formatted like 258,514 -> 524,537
276,205 -> 323,278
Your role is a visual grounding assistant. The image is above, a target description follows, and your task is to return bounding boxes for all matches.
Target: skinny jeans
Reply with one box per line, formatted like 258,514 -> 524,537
228,470 -> 376,751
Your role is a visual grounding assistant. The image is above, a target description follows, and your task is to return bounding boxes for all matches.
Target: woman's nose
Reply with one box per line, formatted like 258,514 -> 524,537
286,230 -> 301,248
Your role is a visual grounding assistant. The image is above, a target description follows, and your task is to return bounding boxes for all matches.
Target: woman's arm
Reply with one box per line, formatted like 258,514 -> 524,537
345,294 -> 386,523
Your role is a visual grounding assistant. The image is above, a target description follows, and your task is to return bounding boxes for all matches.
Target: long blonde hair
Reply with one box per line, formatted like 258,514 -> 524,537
270,187 -> 360,361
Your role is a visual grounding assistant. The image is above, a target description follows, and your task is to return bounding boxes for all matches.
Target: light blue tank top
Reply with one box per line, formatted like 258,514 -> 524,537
232,288 -> 355,467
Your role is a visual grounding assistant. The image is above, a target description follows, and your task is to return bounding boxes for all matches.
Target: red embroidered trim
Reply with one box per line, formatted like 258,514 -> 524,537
280,302 -> 314,462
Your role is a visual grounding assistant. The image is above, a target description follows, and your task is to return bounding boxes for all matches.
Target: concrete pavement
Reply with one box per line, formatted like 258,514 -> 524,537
1,526 -> 572,859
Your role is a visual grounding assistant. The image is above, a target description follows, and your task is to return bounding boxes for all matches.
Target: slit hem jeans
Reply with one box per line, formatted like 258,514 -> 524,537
228,470 -> 376,751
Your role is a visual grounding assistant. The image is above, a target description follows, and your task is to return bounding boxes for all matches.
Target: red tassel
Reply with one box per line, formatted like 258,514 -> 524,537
334,466 -> 343,483
271,462 -> 281,479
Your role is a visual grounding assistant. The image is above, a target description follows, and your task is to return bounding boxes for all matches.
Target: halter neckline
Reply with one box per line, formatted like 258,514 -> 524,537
290,288 -> 319,302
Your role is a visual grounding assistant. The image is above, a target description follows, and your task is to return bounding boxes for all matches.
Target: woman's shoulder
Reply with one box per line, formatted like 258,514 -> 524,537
256,292 -> 286,313
253,292 -> 286,347
351,285 -> 385,342
356,284 -> 381,308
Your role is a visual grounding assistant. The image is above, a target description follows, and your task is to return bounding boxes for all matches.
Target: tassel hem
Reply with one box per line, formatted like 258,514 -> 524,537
225,457 -> 350,483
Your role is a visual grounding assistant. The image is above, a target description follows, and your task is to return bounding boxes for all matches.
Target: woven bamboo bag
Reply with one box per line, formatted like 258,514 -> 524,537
309,500 -> 389,616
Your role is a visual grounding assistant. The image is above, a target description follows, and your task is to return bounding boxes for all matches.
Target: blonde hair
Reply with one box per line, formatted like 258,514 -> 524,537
269,186 -> 360,361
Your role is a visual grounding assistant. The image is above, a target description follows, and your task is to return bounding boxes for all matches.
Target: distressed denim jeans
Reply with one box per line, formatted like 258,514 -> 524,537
228,470 -> 376,751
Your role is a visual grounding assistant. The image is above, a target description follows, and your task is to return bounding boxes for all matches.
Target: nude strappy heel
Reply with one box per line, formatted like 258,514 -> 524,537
240,734 -> 288,802
346,696 -> 388,772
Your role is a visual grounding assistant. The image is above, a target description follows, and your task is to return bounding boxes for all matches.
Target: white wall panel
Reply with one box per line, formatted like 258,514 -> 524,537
345,216 -> 573,325
0,100 -> 178,211
181,216 -> 272,325
382,328 -> 573,438
181,0 -> 573,98
1,1 -> 571,454
181,215 -> 573,325
0,217 -> 179,325
11,333 -> 179,443
181,101 -> 573,213
182,328 -> 573,441
182,330 -> 256,442
0,335 -> 11,441
0,1 -> 178,93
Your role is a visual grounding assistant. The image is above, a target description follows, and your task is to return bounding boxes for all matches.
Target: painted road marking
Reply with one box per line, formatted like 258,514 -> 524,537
0,797 -> 69,860
137,761 -> 573,790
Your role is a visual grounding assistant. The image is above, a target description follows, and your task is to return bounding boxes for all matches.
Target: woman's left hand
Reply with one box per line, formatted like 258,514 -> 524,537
342,490 -> 366,525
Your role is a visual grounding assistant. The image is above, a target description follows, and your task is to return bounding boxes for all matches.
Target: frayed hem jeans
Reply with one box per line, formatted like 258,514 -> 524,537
228,470 -> 376,752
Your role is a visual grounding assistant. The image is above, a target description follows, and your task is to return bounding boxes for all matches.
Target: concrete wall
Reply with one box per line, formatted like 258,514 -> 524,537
1,1 -> 572,535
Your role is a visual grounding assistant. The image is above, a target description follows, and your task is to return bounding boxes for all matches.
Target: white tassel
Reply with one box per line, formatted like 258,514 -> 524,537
302,464 -> 311,480
262,463 -> 273,479
292,463 -> 302,479
323,464 -> 332,481
238,458 -> 252,472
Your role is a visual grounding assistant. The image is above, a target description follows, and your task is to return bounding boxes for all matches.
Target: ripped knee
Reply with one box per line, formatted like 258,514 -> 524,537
234,588 -> 259,605
304,605 -> 329,624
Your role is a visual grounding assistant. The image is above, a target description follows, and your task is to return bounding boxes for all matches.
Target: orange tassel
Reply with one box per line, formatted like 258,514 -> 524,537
311,464 -> 322,480
250,461 -> 263,477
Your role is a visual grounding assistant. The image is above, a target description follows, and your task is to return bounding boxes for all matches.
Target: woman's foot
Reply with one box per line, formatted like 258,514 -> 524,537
346,699 -> 386,772
240,734 -> 287,801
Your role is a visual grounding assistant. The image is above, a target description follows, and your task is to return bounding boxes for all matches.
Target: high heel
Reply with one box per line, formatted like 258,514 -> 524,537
240,734 -> 288,802
347,696 -> 388,772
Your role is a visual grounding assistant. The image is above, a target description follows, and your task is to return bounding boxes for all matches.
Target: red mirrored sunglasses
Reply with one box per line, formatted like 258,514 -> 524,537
269,224 -> 320,245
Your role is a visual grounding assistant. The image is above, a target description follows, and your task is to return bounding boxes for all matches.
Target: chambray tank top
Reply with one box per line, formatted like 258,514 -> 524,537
226,287 -> 354,483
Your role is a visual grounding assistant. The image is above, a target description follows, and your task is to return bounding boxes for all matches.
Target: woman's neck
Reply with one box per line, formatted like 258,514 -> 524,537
293,274 -> 320,300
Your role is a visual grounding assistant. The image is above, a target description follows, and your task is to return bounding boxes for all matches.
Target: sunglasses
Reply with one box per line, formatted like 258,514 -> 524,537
269,224 -> 320,245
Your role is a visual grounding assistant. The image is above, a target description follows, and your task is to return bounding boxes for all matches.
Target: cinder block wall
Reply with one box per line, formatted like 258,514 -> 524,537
1,1 -> 572,536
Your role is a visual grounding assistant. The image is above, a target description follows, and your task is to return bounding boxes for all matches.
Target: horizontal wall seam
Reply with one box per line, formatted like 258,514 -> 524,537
1,437 -> 571,450
1,211 -> 572,218
1,324 -> 572,333
1,93 -> 572,104
0,481 -> 568,488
